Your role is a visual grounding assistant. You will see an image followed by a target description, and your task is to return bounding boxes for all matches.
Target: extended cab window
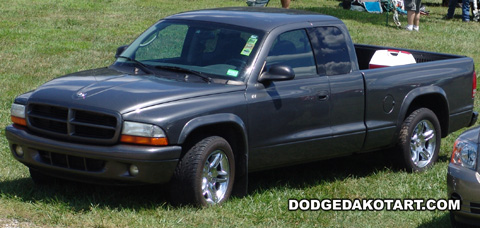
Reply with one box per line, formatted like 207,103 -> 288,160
311,27 -> 352,76
265,29 -> 316,79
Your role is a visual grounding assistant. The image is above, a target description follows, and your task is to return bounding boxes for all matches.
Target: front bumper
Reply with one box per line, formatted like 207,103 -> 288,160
447,163 -> 480,225
5,124 -> 181,185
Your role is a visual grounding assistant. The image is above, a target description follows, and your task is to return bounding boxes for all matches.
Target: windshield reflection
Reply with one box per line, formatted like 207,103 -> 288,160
112,20 -> 264,82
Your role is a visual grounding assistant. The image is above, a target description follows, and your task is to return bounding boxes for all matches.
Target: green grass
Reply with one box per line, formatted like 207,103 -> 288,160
1,0 -> 479,227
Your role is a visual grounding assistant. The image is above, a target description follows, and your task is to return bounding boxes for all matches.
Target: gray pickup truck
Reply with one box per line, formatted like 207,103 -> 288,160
5,7 -> 477,206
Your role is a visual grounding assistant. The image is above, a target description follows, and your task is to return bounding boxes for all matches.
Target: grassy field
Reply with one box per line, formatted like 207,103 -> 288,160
1,0 -> 480,227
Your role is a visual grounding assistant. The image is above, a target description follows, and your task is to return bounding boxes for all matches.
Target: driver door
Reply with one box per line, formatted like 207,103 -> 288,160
247,29 -> 332,170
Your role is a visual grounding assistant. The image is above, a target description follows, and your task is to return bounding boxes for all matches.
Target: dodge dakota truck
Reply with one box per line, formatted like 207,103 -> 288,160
5,7 -> 478,206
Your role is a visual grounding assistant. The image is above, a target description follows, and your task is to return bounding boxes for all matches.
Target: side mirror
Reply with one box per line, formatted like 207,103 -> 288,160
258,65 -> 295,83
115,45 -> 129,58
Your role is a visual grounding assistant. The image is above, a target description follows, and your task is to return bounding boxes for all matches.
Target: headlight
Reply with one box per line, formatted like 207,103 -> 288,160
120,121 -> 168,146
10,103 -> 27,126
451,138 -> 478,170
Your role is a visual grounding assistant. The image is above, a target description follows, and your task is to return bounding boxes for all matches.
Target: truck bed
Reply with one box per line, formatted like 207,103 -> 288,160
355,44 -> 464,70
356,43 -> 475,151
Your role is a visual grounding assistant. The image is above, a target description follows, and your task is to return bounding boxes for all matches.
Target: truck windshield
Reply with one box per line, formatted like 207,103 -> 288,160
113,20 -> 264,82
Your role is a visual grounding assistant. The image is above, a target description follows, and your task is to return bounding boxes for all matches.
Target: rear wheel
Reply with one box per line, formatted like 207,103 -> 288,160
397,108 -> 441,172
170,136 -> 235,206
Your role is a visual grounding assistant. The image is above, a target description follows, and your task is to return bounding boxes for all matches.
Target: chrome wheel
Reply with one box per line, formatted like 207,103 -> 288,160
170,136 -> 235,206
201,150 -> 230,205
410,119 -> 436,168
397,108 -> 440,172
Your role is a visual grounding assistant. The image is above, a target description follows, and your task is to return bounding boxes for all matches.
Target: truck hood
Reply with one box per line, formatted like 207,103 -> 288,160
27,68 -> 246,114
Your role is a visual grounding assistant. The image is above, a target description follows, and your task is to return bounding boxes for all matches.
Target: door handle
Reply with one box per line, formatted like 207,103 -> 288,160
317,91 -> 329,101
318,94 -> 329,101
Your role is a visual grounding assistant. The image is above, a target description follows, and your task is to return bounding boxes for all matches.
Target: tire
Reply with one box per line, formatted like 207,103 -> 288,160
170,136 -> 235,206
397,108 -> 441,172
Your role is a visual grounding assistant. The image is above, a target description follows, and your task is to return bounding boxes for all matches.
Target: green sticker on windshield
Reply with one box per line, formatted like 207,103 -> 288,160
227,69 -> 239,77
241,35 -> 258,56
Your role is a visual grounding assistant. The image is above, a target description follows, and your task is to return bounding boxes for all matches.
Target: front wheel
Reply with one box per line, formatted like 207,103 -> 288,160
170,136 -> 235,206
397,108 -> 441,172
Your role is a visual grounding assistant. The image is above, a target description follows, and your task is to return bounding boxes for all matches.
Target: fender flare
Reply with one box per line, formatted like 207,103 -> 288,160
397,86 -> 449,132
178,113 -> 249,197
178,113 -> 248,145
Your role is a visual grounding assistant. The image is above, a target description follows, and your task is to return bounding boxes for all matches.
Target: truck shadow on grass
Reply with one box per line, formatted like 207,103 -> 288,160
0,175 -> 171,212
248,150 -> 391,191
248,149 -> 451,191
0,150 -> 451,227
246,150 -> 452,228
418,214 -> 451,228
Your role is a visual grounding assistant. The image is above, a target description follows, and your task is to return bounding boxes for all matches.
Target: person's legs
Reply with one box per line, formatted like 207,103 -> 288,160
406,11 -> 415,30
407,11 -> 415,25
462,0 -> 470,21
405,0 -> 418,30
412,0 -> 421,30
281,0 -> 290,8
447,0 -> 457,18
414,12 -> 421,26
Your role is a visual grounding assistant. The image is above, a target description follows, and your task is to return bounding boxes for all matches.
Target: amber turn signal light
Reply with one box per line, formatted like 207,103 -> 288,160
120,135 -> 168,146
11,116 -> 27,126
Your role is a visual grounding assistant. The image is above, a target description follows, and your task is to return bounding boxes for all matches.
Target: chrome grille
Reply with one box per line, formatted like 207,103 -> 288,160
27,103 -> 120,144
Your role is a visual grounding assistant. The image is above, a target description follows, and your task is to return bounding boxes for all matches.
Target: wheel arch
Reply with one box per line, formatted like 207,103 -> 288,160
178,113 -> 249,197
398,86 -> 449,137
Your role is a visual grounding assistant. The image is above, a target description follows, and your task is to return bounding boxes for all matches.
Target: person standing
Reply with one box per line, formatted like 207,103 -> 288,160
405,0 -> 422,31
445,0 -> 470,22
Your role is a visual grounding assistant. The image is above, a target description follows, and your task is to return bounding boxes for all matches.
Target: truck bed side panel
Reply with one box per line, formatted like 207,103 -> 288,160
361,57 -> 475,151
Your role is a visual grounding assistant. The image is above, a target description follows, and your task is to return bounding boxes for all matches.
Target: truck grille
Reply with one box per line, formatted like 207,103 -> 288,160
38,150 -> 105,172
27,103 -> 121,144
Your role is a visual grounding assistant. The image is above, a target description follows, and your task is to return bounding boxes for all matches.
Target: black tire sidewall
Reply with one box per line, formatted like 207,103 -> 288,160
192,136 -> 235,206
399,108 -> 441,172
170,136 -> 235,207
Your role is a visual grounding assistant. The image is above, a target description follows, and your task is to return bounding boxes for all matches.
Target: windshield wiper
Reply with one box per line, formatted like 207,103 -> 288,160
117,56 -> 156,75
155,65 -> 212,83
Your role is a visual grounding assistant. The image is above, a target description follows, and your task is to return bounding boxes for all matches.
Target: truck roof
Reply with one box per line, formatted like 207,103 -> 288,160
164,7 -> 341,32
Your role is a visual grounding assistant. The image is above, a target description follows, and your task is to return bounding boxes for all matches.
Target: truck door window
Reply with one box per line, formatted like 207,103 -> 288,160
266,29 -> 316,79
311,27 -> 352,76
